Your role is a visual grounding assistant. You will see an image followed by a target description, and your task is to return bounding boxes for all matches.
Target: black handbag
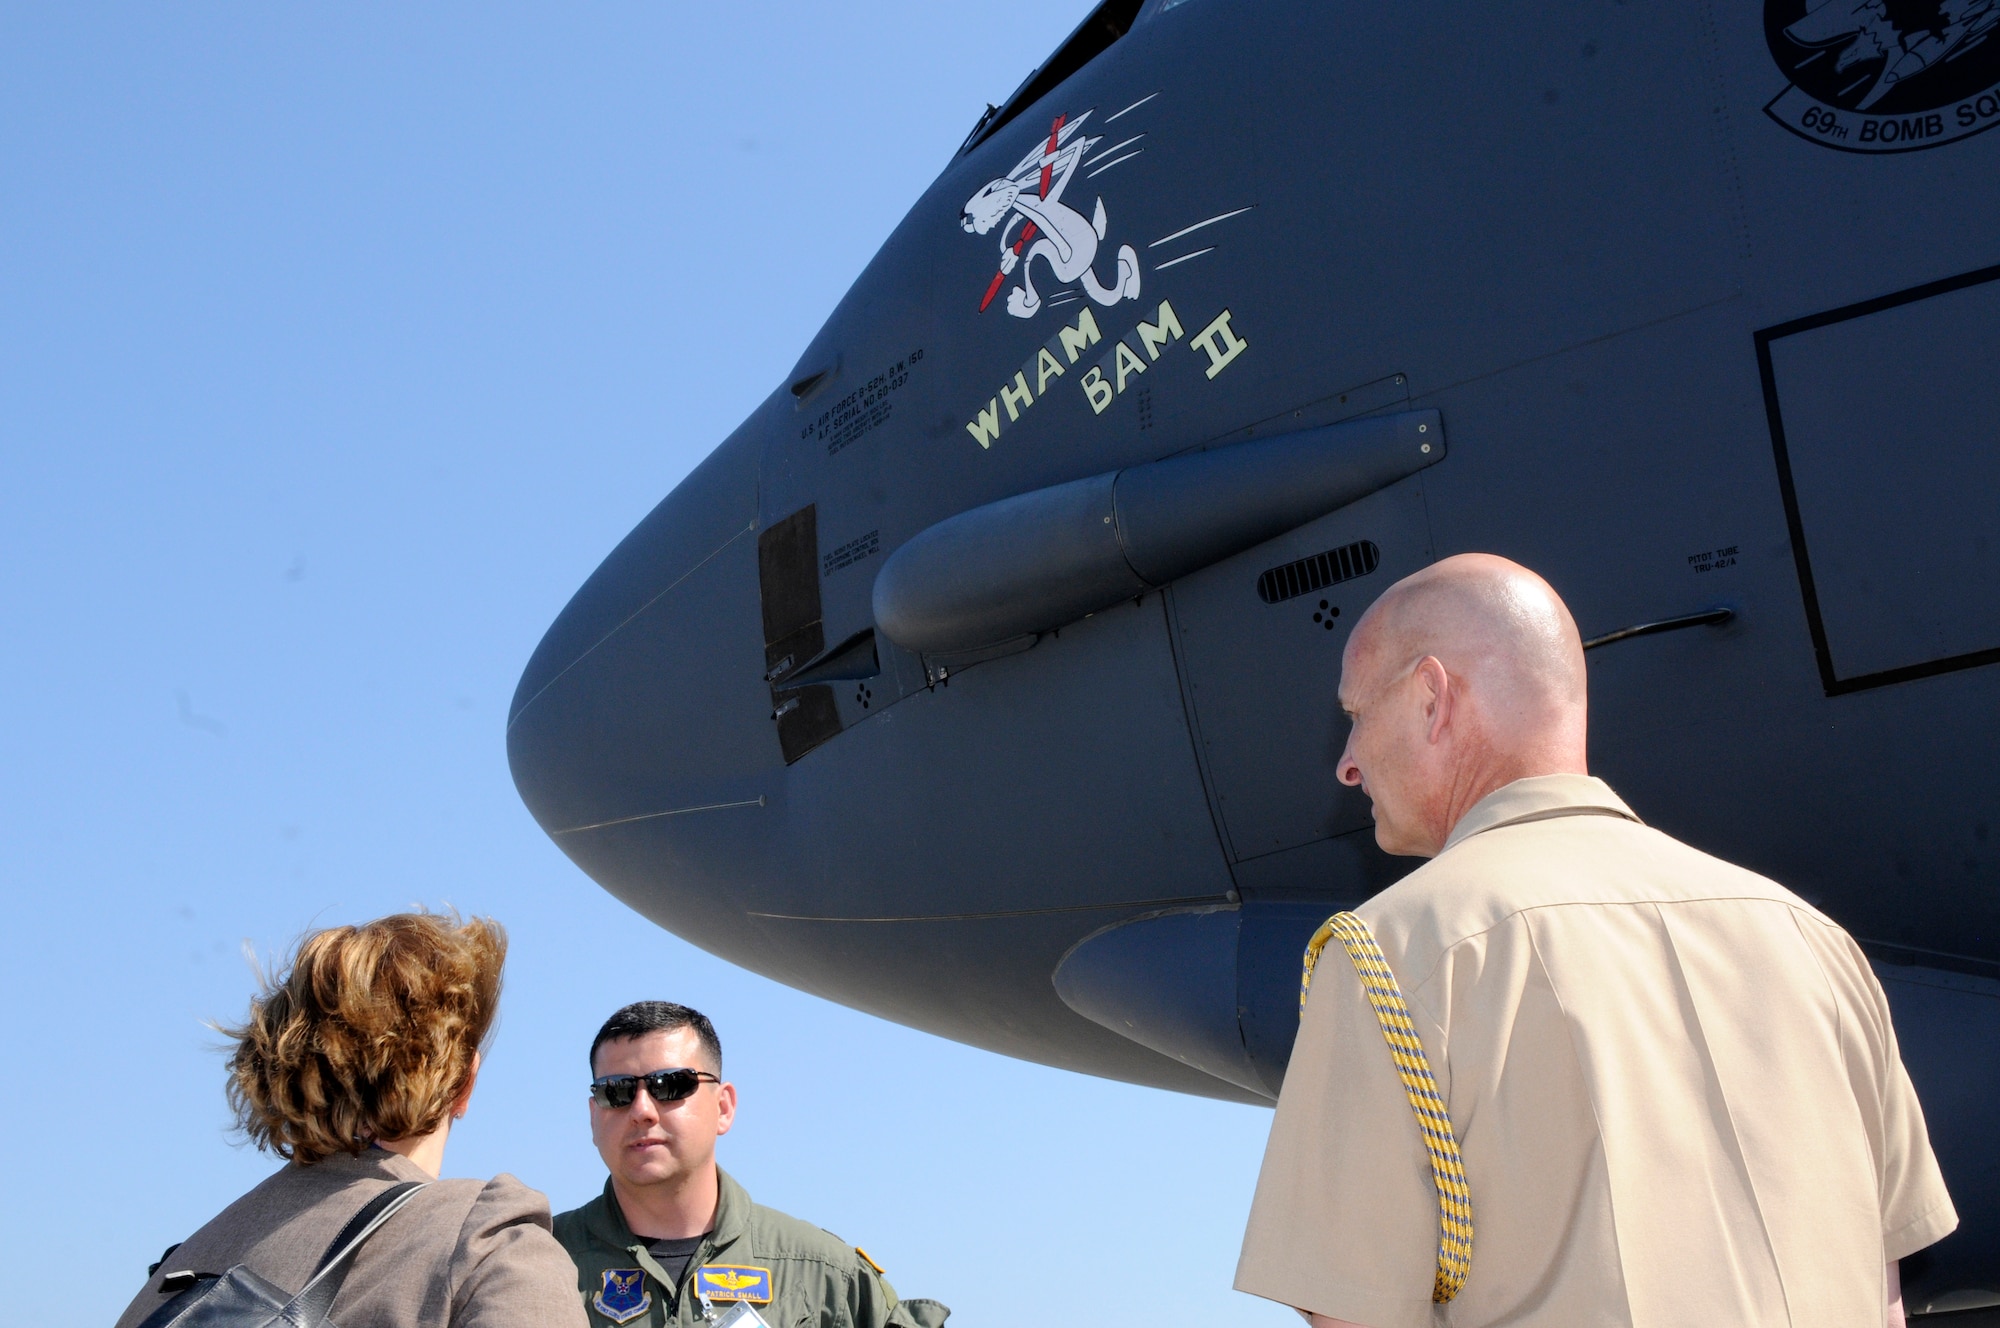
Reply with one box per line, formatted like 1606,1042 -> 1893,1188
135,1181 -> 426,1328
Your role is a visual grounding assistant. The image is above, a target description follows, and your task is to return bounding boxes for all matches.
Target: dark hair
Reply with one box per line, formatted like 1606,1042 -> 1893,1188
590,1001 -> 723,1076
223,911 -> 506,1163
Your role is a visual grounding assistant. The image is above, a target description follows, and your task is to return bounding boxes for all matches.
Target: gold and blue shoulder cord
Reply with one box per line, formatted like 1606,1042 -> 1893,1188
1301,912 -> 1473,1304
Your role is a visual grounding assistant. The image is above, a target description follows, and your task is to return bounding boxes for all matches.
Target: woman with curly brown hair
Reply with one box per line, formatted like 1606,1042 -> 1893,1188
115,912 -> 586,1328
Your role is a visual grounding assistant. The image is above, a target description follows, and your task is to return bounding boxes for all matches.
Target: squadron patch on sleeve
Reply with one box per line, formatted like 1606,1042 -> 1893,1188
593,1268 -> 652,1324
694,1264 -> 773,1303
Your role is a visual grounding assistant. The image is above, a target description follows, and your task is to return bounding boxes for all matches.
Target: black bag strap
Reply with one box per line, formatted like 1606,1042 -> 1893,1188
281,1181 -> 427,1325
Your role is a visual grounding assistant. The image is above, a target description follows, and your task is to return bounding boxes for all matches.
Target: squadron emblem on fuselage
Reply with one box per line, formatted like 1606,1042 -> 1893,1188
1764,0 -> 2000,151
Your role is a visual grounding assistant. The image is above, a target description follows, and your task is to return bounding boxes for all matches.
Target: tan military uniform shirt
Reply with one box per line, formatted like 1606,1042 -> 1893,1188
1236,775 -> 1955,1328
115,1147 -> 588,1328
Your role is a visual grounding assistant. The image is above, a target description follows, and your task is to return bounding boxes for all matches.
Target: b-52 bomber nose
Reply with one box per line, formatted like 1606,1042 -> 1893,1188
506,421 -> 782,956
509,341 -> 1450,1107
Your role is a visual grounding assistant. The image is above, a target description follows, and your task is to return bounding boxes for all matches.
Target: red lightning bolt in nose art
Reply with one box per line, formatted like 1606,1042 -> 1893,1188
979,113 -> 1067,313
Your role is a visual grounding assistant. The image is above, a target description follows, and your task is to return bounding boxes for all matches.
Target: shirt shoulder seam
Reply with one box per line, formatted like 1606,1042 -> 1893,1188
1403,894 -> 1831,1001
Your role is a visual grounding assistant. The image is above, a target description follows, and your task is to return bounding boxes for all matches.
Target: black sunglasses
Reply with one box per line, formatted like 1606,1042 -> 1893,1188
589,1067 -> 719,1109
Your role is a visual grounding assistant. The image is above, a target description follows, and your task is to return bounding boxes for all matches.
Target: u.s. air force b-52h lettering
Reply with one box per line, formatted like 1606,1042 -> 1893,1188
507,0 -> 2000,1313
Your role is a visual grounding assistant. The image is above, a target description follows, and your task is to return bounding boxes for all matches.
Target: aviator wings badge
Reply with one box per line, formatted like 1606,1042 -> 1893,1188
694,1264 -> 774,1304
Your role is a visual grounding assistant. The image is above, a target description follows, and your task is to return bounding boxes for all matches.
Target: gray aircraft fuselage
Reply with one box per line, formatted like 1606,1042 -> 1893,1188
508,0 -> 2000,1308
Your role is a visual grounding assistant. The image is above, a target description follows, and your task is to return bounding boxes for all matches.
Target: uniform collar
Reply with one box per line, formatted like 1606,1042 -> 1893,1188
587,1165 -> 753,1257
1440,774 -> 1639,852
710,1167 -> 752,1250
585,1167 -> 755,1309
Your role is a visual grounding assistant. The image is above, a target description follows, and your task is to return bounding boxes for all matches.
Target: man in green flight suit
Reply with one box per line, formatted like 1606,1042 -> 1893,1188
555,1001 -> 948,1328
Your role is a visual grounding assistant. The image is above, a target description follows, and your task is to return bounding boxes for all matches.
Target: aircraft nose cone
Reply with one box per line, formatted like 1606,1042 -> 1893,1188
507,423 -> 777,932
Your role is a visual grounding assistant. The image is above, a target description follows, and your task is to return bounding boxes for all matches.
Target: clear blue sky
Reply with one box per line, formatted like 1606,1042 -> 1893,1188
0,6 -> 1295,1325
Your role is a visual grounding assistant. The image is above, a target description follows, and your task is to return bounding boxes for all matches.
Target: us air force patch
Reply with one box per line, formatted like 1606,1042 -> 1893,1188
593,1268 -> 652,1324
694,1264 -> 773,1303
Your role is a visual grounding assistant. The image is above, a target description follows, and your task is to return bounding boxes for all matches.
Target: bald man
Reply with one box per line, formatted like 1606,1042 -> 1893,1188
1235,555 -> 1955,1328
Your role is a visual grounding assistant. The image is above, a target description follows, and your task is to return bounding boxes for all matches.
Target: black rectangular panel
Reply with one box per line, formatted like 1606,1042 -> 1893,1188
757,505 -> 842,762
1758,263 -> 2000,695
758,504 -> 823,655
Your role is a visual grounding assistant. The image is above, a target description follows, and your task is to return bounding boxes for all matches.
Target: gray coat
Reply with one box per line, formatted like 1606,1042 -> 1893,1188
115,1148 -> 588,1328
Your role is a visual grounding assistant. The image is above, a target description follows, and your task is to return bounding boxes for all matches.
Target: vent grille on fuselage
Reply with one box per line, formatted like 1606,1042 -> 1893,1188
1256,541 -> 1381,604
